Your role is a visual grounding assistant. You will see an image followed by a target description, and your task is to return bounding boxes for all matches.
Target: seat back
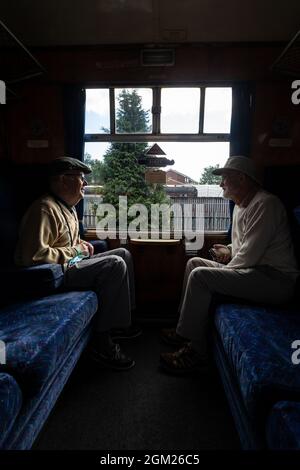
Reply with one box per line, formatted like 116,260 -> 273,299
0,163 -> 48,266
264,164 -> 300,264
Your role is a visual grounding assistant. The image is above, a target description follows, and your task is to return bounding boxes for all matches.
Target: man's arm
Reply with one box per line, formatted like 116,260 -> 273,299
15,205 -> 89,266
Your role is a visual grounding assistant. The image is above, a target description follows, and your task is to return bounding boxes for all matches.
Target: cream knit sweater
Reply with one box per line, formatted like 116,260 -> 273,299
226,190 -> 299,279
14,194 -> 83,267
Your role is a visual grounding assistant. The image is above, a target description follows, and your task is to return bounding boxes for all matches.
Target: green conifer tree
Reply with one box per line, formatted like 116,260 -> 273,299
102,90 -> 167,213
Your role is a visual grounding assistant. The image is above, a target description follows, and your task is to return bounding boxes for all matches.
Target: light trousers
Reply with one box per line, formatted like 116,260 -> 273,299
176,257 -> 295,355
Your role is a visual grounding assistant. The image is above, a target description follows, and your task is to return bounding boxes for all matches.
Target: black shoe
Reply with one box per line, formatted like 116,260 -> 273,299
110,324 -> 142,340
89,343 -> 135,370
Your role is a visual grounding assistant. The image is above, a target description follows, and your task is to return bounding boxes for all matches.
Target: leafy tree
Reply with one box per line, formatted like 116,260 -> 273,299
116,89 -> 150,134
199,164 -> 221,184
101,90 -> 168,219
84,153 -> 105,185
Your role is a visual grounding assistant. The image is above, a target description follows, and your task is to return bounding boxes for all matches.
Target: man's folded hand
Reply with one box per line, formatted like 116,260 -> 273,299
212,244 -> 231,264
76,242 -> 91,257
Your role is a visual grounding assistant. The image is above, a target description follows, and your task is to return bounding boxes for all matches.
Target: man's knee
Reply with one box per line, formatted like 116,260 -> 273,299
109,255 -> 127,272
188,267 -> 211,289
186,257 -> 199,272
186,257 -> 208,272
93,255 -> 127,279
186,258 -> 194,271
114,248 -> 132,263
120,248 -> 131,260
189,266 -> 228,294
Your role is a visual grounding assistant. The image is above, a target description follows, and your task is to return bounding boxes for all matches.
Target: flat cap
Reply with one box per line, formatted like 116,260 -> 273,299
49,157 -> 92,175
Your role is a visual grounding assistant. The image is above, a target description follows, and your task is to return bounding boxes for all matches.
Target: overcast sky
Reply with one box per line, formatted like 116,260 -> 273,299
84,87 -> 232,181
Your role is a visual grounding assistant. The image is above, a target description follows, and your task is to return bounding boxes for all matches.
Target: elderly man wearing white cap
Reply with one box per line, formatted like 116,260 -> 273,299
160,156 -> 299,375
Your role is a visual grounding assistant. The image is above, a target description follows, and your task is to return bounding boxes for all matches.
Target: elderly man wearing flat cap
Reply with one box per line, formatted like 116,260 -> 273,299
15,157 -> 138,371
160,156 -> 299,375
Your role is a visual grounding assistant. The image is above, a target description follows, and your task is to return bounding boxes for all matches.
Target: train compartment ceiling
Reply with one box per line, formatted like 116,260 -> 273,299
0,0 -> 300,47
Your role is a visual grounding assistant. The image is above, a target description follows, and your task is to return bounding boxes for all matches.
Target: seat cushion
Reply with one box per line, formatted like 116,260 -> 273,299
214,303 -> 300,424
0,373 -> 23,447
0,291 -> 98,397
1,265 -> 64,305
266,401 -> 300,449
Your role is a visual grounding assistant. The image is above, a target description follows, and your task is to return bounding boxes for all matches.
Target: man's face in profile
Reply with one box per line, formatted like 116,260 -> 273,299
62,172 -> 88,205
220,170 -> 243,200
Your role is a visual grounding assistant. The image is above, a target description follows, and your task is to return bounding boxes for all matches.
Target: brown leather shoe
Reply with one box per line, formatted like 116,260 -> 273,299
160,327 -> 189,347
160,344 -> 209,375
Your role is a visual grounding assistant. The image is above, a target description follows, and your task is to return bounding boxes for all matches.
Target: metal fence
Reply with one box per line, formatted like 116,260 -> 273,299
170,197 -> 230,232
83,195 -> 102,229
83,195 -> 230,232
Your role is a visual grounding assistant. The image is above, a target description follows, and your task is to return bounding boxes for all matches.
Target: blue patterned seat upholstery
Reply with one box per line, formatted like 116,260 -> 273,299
0,373 -> 23,447
0,291 -> 98,397
0,164 -> 108,448
266,401 -> 300,449
214,303 -> 300,426
213,182 -> 300,448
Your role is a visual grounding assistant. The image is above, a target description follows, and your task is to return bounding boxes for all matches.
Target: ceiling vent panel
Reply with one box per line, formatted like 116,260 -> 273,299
141,49 -> 175,66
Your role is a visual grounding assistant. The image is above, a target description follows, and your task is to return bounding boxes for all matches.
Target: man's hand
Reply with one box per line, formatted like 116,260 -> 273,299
211,244 -> 231,264
77,241 -> 94,257
81,241 -> 94,257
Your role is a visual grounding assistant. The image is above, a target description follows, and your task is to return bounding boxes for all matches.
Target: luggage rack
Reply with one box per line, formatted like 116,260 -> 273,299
0,19 -> 45,92
271,29 -> 300,77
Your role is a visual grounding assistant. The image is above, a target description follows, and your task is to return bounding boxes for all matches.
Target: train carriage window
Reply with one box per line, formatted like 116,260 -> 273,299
115,88 -> 152,134
84,86 -> 232,236
85,89 -> 110,134
161,88 -> 200,133
204,87 -> 232,134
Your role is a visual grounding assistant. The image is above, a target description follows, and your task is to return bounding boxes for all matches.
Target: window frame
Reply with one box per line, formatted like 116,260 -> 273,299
84,84 -> 232,143
83,83 -> 232,238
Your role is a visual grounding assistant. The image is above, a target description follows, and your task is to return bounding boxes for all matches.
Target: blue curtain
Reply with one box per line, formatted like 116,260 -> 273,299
227,82 -> 255,240
63,85 -> 86,235
230,82 -> 254,157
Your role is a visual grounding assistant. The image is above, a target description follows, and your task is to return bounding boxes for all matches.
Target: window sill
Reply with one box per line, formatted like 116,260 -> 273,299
84,229 -> 229,241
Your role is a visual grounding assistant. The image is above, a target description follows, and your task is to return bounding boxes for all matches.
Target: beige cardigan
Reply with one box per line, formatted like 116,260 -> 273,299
14,194 -> 83,267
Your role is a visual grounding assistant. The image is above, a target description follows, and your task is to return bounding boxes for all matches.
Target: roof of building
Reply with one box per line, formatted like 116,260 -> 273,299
165,185 -> 197,195
177,184 -> 223,197
145,143 -> 166,155
166,169 -> 197,183
164,184 -> 223,197
195,184 -> 223,197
